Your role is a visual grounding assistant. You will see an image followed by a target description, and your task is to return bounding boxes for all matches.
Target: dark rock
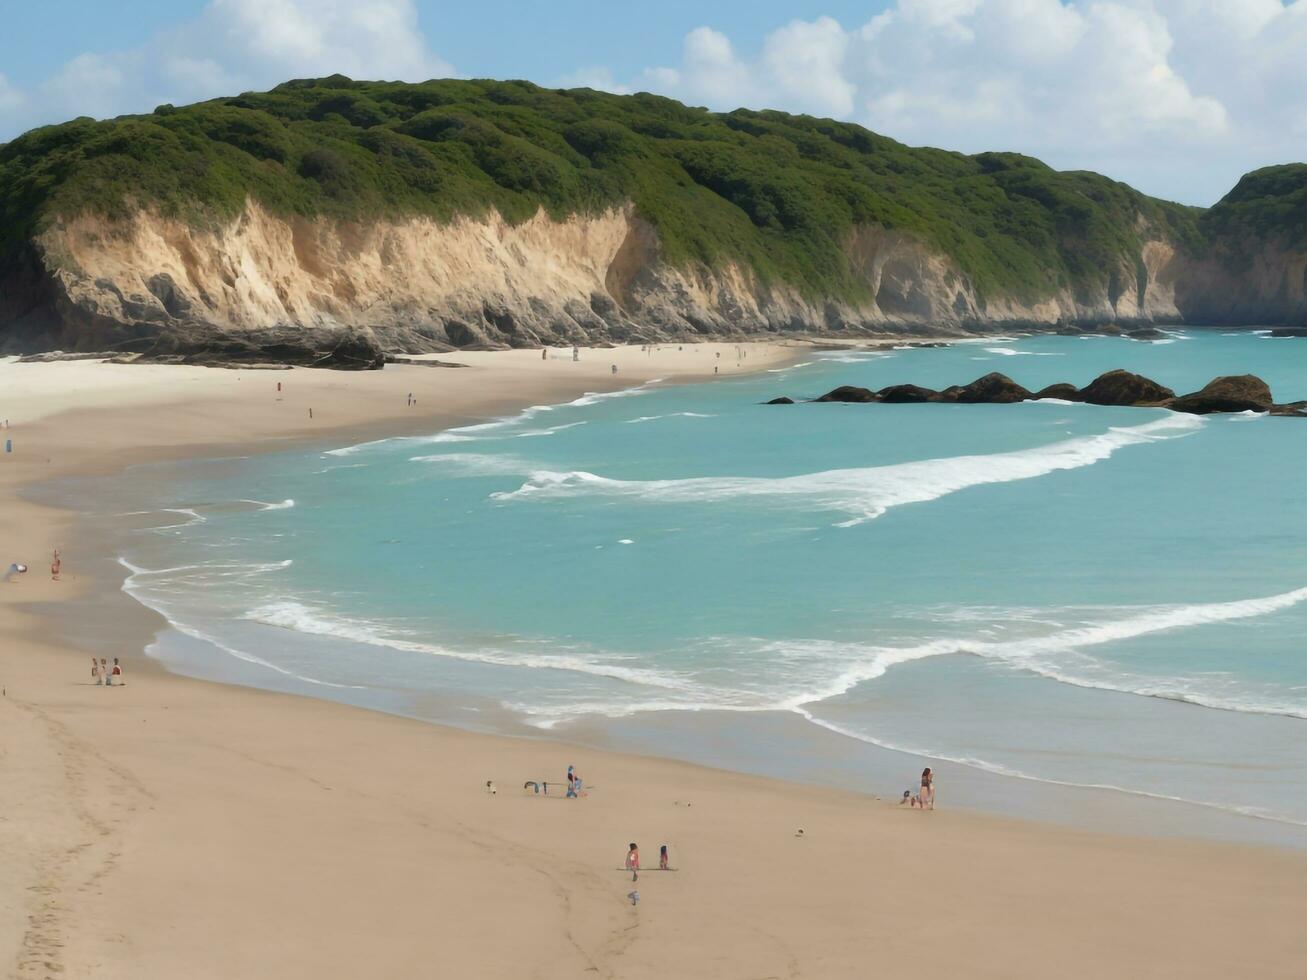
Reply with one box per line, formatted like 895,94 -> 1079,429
954,372 -> 1032,404
1270,328 -> 1307,338
320,327 -> 386,370
877,383 -> 940,403
815,385 -> 878,403
1127,327 -> 1166,341
1032,383 -> 1083,401
765,396 -> 795,405
1078,369 -> 1174,406
1270,401 -> 1307,417
1170,375 -> 1273,414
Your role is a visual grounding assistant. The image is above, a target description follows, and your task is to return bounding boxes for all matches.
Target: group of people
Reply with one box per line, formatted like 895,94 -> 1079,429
900,767 -> 937,809
91,657 -> 124,686
624,842 -> 670,882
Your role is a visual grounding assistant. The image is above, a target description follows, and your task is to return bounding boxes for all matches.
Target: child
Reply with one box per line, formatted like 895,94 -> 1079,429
659,845 -> 669,871
626,843 -> 640,882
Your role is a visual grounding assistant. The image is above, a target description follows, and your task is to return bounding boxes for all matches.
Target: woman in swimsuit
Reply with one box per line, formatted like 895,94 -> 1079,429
920,768 -> 935,810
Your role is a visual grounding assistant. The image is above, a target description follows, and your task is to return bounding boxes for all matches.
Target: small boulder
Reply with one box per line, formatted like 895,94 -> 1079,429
1270,328 -> 1307,338
1170,375 -> 1274,414
765,396 -> 795,405
877,383 -> 940,403
1127,328 -> 1166,341
815,385 -> 878,403
954,372 -> 1032,404
1078,369 -> 1174,406
1032,383 -> 1083,401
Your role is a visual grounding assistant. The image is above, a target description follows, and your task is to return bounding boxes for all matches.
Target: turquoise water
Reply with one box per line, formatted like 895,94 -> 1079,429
103,330 -> 1307,835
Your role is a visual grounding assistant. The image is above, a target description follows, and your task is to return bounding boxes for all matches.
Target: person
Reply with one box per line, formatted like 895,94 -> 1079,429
91,657 -> 101,685
110,658 -> 123,686
99,658 -> 109,686
4,562 -> 27,582
920,767 -> 935,809
541,347 -> 547,360
900,790 -> 913,806
611,364 -> 618,375
626,843 -> 640,882
659,844 -> 669,870
566,765 -> 577,799
51,549 -> 61,581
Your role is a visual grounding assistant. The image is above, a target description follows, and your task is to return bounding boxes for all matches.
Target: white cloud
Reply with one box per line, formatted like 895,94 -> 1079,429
632,2 -> 1307,205
0,0 -> 451,139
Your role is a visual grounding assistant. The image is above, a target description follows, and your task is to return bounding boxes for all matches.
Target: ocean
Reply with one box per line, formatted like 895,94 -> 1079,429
90,329 -> 1307,844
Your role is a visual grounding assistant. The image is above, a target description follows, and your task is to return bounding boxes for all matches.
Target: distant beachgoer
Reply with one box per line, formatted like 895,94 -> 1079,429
572,346 -> 580,362
110,658 -> 123,686
567,765 -> 577,798
714,366 -> 718,375
920,767 -> 935,809
99,659 -> 109,687
91,657 -> 100,684
659,844 -> 669,870
611,364 -> 618,375
900,790 -> 913,805
542,348 -> 548,360
51,549 -> 61,581
4,562 -> 27,582
626,843 -> 640,882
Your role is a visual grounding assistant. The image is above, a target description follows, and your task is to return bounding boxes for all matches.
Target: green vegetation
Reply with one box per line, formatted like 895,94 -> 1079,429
1199,164 -> 1307,250
0,75 -> 1224,303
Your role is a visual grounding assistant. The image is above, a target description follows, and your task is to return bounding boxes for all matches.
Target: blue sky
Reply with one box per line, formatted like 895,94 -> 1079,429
1,0 -> 1303,206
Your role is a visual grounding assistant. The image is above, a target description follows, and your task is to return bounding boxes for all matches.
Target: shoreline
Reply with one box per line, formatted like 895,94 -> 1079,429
4,342 -> 1306,978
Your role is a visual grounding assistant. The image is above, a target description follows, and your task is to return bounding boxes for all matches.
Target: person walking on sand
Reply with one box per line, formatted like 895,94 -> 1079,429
51,549 -> 61,581
920,767 -> 935,809
626,843 -> 640,882
659,844 -> 669,870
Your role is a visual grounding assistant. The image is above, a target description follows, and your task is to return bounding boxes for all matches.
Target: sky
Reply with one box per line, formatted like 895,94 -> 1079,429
0,0 -> 1303,206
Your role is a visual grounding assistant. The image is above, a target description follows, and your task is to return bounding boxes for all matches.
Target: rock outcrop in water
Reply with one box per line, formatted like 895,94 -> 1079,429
791,370 -> 1301,416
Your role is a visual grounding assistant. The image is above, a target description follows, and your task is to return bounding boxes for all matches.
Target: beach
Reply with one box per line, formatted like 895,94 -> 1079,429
2,342 -> 1305,980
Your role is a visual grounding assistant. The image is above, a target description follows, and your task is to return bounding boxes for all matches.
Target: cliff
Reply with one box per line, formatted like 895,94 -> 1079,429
1,77 -> 1303,363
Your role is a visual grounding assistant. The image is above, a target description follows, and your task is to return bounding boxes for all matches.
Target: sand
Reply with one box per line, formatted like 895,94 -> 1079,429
1,343 -> 1304,979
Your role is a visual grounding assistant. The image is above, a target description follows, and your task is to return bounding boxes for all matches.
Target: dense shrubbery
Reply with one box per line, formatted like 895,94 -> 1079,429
0,74 -> 1267,302
1199,164 -> 1307,249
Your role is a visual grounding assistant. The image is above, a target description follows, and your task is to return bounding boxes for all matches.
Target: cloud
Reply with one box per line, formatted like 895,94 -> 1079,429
637,2 -> 1307,205
0,0 -> 451,140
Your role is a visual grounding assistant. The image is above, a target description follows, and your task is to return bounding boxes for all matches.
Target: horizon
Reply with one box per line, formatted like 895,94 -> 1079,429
1,0 -> 1304,208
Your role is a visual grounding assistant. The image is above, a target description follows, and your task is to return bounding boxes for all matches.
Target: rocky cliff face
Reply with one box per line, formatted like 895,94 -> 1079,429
0,199 -> 1300,362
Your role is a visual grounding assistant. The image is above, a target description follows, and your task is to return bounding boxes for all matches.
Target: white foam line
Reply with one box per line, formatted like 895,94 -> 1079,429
237,498 -> 296,511
491,413 -> 1203,527
622,412 -> 714,424
243,600 -> 696,692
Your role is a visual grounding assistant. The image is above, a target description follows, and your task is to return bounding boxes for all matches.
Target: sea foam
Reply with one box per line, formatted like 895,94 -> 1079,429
490,413 -> 1202,526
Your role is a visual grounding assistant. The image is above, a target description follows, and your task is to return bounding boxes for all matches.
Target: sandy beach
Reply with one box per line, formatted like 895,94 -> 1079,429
2,341 -> 1305,980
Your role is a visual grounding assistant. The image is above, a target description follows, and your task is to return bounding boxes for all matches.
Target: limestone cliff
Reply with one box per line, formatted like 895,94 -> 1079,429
1,200 -> 1221,362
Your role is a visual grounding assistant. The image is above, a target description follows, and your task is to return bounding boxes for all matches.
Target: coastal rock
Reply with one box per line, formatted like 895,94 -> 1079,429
1127,327 -> 1167,341
1032,383 -> 1083,401
765,396 -> 795,405
1170,375 -> 1274,414
815,385 -> 878,403
1078,369 -> 1174,406
877,383 -> 940,403
953,372 -> 1032,404
1270,328 -> 1307,338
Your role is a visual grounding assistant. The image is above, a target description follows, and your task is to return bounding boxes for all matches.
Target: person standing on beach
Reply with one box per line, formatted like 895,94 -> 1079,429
920,768 -> 935,809
99,659 -> 109,686
626,843 -> 640,882
110,658 -> 123,686
51,549 -> 61,581
91,657 -> 101,685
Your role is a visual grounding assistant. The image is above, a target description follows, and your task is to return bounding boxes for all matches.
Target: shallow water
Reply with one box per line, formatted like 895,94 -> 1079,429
89,330 -> 1307,842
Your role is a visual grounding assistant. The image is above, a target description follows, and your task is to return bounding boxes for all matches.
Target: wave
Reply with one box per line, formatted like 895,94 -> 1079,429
408,452 -> 532,475
622,412 -> 714,424
490,413 -> 1203,527
237,498 -> 295,511
244,600 -> 697,691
